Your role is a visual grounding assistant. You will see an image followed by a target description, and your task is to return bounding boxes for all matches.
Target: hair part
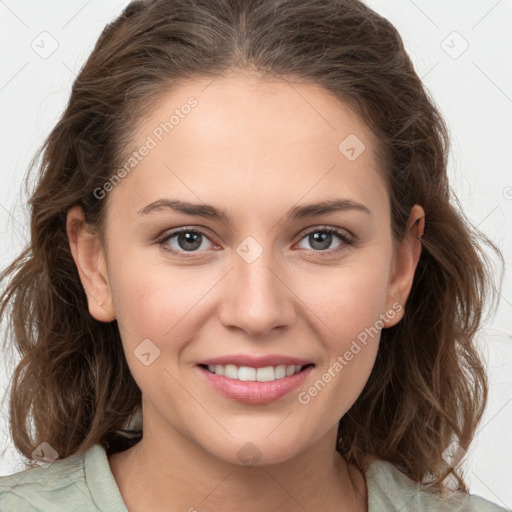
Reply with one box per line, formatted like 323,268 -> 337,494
0,0 -> 503,492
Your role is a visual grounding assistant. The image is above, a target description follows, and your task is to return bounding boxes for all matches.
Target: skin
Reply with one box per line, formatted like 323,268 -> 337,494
67,70 -> 424,512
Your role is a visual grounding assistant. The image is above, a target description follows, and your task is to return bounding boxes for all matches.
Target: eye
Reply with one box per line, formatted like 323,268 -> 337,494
295,226 -> 354,254
158,227 -> 215,257
157,225 -> 355,258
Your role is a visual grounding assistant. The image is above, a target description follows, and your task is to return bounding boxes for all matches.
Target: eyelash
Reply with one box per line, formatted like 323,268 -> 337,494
156,225 -> 355,259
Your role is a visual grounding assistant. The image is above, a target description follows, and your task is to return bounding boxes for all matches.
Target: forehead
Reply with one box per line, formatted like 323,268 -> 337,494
108,72 -> 388,220
134,72 -> 376,158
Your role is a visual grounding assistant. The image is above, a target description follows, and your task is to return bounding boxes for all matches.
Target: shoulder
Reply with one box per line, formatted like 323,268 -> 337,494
0,444 -> 125,512
0,449 -> 92,511
364,457 -> 511,512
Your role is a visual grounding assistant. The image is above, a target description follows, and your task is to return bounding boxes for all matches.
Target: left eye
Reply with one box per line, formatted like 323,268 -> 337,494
296,227 -> 353,252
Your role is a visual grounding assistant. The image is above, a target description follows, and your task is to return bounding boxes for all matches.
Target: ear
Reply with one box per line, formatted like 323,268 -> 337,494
382,204 -> 425,327
66,205 -> 115,322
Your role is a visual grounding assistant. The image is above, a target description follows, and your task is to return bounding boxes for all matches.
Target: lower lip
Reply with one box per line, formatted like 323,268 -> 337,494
197,365 -> 314,405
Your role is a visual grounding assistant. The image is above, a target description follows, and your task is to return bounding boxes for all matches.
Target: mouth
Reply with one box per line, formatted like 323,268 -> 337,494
196,360 -> 315,405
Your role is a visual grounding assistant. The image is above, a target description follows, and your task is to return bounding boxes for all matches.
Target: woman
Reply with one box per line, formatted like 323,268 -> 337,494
0,0 -> 508,510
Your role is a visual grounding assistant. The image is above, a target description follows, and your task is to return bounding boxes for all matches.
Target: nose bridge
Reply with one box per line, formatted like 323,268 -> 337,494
219,236 -> 294,335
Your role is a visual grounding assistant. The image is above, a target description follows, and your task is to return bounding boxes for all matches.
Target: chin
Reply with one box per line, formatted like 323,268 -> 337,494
197,432 -> 312,468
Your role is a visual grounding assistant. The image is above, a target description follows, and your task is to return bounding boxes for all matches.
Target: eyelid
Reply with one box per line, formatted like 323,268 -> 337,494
158,225 -> 215,240
295,224 -> 353,241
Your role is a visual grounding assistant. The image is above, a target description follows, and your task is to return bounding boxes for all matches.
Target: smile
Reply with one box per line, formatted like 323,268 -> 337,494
197,362 -> 314,405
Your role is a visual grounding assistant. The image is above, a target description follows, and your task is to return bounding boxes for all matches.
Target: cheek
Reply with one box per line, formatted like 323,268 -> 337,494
108,251 -> 220,373
302,258 -> 392,342
108,258 -> 195,399
109,246 -> 198,330
293,258 -> 390,414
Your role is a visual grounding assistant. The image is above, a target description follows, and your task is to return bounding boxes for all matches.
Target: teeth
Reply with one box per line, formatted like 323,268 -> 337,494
224,364 -> 238,379
275,365 -> 286,379
238,366 -> 256,381
205,363 -> 304,381
286,365 -> 296,377
256,366 -> 274,382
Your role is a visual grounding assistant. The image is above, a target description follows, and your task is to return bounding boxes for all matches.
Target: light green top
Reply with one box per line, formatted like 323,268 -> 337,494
0,444 -> 509,511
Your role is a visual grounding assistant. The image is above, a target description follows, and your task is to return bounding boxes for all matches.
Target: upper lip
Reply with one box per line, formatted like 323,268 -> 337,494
198,354 -> 314,368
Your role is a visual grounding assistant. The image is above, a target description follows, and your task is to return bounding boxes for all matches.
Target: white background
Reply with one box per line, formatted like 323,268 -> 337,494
0,0 -> 511,508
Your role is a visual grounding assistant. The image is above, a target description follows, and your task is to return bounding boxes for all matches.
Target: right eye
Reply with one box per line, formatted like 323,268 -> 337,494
157,227 -> 217,257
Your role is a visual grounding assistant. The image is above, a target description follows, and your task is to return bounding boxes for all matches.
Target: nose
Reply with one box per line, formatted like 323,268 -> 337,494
217,246 -> 297,337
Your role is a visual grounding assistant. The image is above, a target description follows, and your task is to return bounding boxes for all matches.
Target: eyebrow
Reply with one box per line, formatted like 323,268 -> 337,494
137,198 -> 373,223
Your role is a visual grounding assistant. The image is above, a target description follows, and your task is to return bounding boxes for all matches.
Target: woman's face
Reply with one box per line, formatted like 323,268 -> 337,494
74,72 -> 422,465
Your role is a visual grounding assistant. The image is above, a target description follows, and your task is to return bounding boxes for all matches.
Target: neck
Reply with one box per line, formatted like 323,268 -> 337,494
108,415 -> 367,512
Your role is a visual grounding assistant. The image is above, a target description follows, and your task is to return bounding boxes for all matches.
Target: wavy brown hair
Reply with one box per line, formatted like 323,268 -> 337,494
0,0 -> 503,493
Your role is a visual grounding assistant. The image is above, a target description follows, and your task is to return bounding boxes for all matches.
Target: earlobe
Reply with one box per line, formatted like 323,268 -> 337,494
382,204 -> 425,328
66,205 -> 116,322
